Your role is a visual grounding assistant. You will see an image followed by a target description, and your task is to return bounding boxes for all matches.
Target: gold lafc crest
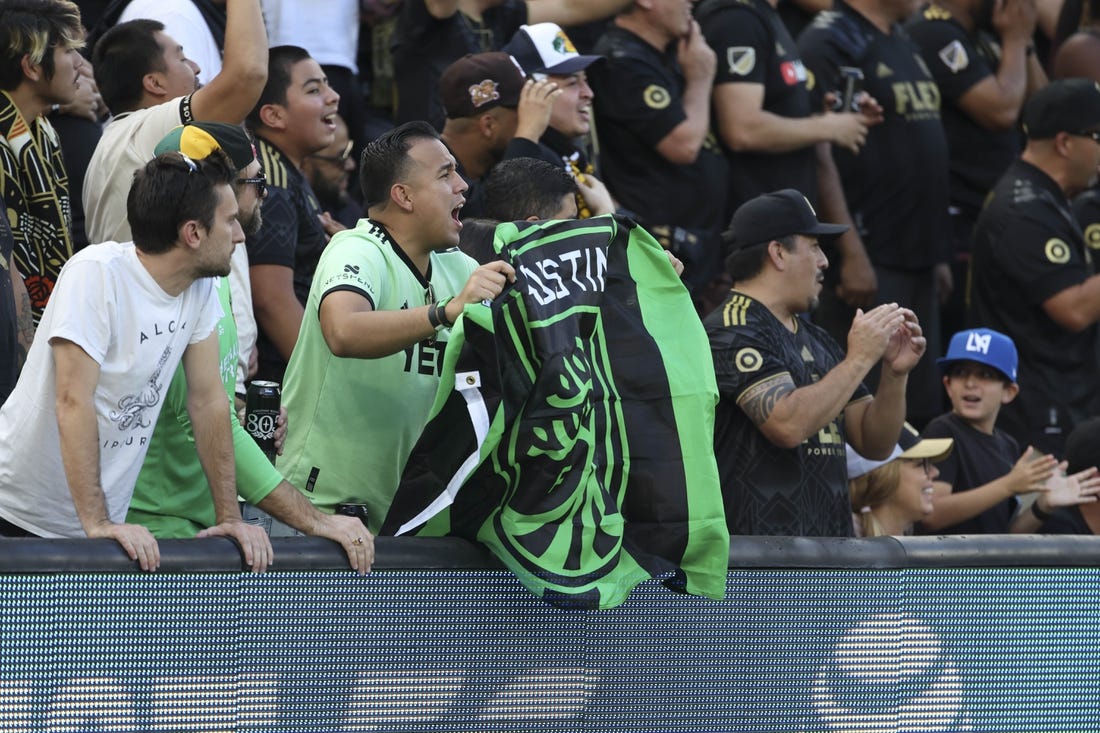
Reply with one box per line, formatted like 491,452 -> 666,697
467,79 -> 501,109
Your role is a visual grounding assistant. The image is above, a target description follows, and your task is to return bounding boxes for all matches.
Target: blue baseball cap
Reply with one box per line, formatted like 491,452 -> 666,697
937,328 -> 1018,383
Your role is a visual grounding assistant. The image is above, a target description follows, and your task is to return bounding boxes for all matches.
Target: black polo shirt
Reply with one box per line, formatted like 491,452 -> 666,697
589,24 -> 729,288
798,1 -> 951,269
697,0 -> 817,211
969,159 -> 1100,455
705,291 -> 868,537
905,5 -> 1022,217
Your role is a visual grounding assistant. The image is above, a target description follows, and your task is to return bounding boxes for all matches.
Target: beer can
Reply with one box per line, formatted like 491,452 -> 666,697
245,380 -> 280,463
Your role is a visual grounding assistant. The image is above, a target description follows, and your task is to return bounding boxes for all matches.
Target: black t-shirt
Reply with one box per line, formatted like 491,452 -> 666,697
705,290 -> 869,537
905,5 -> 1021,216
391,0 -> 527,130
0,202 -> 17,405
918,411 -> 1019,534
698,0 -> 817,212
1039,505 -> 1093,534
247,136 -> 329,384
968,159 -> 1100,455
589,25 -> 730,288
1072,186 -> 1100,254
798,1 -> 951,269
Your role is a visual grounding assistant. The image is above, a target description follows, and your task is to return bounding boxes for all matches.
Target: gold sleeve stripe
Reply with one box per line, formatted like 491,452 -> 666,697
259,143 -> 289,189
722,294 -> 752,327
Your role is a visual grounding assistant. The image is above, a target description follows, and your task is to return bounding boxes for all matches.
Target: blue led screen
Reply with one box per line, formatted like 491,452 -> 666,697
1,536 -> 1099,732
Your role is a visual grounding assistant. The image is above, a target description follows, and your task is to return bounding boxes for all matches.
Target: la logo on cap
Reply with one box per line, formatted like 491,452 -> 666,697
966,331 -> 991,354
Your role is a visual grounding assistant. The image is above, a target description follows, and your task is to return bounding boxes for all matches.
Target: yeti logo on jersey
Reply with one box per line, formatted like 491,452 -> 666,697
727,47 -> 756,76
965,331 -> 991,355
938,39 -> 969,73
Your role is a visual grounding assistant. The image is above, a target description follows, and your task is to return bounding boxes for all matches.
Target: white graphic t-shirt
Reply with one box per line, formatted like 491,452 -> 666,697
0,241 -> 220,537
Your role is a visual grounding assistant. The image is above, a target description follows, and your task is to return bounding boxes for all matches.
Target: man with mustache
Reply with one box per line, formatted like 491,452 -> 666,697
705,189 -> 925,536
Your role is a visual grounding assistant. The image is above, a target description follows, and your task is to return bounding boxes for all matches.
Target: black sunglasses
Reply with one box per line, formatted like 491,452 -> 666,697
236,172 -> 267,198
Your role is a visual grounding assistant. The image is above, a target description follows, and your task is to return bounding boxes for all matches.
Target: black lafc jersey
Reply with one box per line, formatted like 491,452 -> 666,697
589,25 -> 729,238
905,5 -> 1022,215
705,291 -> 870,537
969,159 -> 1100,455
697,0 -> 817,211
798,0 -> 951,269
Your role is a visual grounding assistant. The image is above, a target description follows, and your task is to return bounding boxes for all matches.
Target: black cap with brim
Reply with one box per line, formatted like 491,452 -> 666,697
722,188 -> 848,250
1021,77 -> 1100,139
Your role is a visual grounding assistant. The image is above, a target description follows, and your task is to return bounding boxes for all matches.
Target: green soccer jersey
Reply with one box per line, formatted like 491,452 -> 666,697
277,220 -> 476,532
128,277 -> 283,538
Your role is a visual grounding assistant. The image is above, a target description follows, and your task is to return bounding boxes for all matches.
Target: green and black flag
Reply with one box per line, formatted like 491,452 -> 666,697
382,215 -> 729,609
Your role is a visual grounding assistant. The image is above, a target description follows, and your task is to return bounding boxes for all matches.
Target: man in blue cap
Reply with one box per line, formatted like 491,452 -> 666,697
705,188 -> 926,537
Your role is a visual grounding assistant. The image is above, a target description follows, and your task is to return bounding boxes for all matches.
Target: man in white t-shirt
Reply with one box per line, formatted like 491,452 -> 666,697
0,151 -> 272,573
85,0 -> 267,395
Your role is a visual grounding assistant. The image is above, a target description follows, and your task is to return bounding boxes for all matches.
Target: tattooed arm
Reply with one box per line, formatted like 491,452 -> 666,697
736,357 -> 876,450
10,256 -> 32,370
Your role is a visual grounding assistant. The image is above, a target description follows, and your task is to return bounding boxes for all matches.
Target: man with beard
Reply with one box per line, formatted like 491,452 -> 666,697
705,189 -> 925,536
906,0 -> 1047,344
302,113 -> 363,232
0,151 -> 273,573
125,123 -> 374,574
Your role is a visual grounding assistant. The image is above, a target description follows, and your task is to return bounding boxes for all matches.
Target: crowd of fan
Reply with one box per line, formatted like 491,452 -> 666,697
2,0 -> 1100,573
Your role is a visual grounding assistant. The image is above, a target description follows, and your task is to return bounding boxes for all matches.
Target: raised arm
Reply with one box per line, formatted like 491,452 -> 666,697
320,260 -> 515,359
189,0 -> 268,123
742,304 -> 908,450
527,0 -> 634,27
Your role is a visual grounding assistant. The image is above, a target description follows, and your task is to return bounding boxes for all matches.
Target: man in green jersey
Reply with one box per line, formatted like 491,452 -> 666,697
128,121 -> 374,573
277,121 -> 515,533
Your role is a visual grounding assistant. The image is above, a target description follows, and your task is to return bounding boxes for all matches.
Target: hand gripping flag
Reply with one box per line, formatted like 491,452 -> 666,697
382,215 -> 729,609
